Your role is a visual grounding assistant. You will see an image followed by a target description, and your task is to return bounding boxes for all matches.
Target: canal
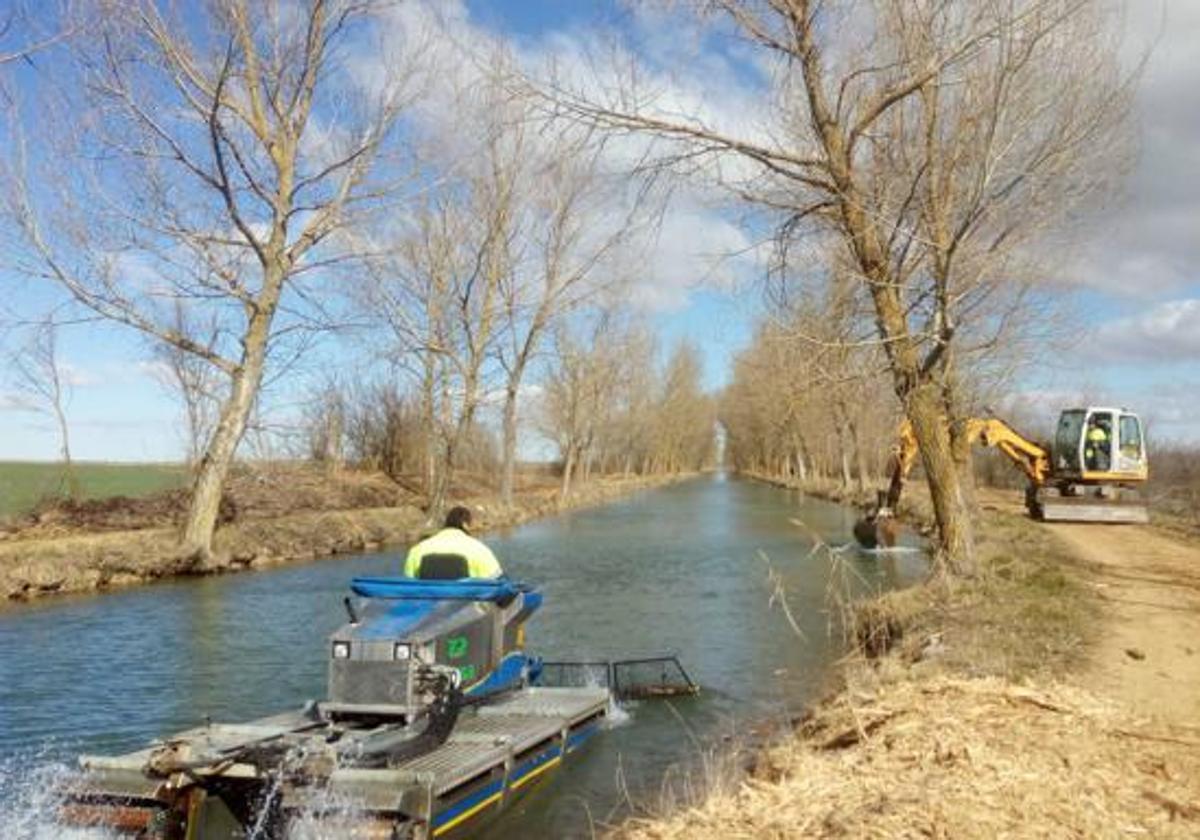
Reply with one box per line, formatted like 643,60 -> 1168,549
0,475 -> 925,837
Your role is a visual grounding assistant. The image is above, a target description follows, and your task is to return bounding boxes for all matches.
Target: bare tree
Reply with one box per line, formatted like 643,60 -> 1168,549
721,273 -> 895,491
10,316 -> 77,498
649,341 -> 714,475
545,0 -> 1135,573
150,303 -> 224,467
3,1 -> 421,558
541,313 -> 713,496
369,122 -> 516,518
541,317 -> 625,499
495,130 -> 641,508
305,376 -> 346,473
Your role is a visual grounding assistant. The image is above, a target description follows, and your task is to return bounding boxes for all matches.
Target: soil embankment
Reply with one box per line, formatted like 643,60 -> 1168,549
0,467 -> 688,604
617,476 -> 1200,838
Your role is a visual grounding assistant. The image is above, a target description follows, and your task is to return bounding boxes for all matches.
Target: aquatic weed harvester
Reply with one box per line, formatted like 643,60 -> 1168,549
58,577 -> 696,838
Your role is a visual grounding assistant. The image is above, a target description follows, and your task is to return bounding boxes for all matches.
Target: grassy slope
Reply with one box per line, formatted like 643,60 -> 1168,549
0,462 -> 188,519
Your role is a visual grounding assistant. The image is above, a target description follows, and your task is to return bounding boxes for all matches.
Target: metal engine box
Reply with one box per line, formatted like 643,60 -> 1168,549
326,587 -> 534,717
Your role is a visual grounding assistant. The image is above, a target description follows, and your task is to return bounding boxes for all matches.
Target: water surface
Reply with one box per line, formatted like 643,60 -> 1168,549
0,475 -> 925,837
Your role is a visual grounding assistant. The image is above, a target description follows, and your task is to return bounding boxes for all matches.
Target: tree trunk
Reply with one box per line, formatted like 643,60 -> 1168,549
949,415 -> 979,520
906,385 -> 976,576
849,419 -> 868,496
53,400 -> 78,499
181,362 -> 261,558
560,446 -> 576,499
835,423 -> 852,488
325,408 -> 344,474
499,381 -> 520,508
180,284 -> 279,559
421,360 -> 437,497
428,456 -> 450,526
942,362 -> 980,523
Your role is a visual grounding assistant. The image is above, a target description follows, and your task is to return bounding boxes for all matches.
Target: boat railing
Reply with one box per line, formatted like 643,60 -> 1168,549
539,654 -> 699,700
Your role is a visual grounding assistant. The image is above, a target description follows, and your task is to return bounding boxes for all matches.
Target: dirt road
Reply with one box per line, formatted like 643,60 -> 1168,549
1046,522 -> 1200,726
975,487 -> 1200,725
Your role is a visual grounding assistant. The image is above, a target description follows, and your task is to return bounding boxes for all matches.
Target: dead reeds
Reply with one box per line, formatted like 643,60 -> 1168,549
618,676 -> 1200,839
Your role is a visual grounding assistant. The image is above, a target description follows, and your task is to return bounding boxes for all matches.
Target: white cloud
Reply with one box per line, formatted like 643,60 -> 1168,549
59,363 -> 99,388
628,203 -> 764,311
1066,0 -> 1200,297
354,1 -> 770,315
1092,298 -> 1200,362
0,392 -> 41,413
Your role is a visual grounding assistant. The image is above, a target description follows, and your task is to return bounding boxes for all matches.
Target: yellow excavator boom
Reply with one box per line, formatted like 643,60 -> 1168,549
867,411 -> 1148,535
883,417 -> 1049,513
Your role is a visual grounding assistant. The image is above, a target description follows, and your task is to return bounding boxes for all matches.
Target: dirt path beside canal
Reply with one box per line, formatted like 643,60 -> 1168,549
976,485 -> 1200,726
1049,521 -> 1200,726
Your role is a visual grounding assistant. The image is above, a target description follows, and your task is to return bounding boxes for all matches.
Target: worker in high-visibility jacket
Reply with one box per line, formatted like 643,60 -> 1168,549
403,506 -> 503,579
1085,417 -> 1111,472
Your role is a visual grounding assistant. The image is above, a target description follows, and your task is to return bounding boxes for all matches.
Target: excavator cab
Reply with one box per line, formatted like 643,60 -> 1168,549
1053,407 -> 1148,483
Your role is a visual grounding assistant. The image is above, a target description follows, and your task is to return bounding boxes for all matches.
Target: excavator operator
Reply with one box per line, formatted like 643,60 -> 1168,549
404,506 -> 504,580
1085,416 -> 1111,471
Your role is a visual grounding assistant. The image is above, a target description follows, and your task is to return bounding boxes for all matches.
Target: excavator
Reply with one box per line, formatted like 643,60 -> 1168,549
856,406 -> 1150,548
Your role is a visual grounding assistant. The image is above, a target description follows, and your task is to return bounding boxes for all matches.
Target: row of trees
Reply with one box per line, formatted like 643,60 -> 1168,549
0,1 -> 1136,577
303,326 -> 715,500
541,325 -> 714,496
721,294 -> 894,492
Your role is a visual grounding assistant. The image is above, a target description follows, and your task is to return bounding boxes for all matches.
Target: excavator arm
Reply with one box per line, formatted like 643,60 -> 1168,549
859,408 -> 1149,541
881,417 -> 1051,514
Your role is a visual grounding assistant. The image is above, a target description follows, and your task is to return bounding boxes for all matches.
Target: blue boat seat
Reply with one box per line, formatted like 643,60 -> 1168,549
351,576 -> 528,602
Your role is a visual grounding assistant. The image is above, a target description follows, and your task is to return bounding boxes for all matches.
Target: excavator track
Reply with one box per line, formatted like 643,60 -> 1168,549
1033,493 -> 1150,524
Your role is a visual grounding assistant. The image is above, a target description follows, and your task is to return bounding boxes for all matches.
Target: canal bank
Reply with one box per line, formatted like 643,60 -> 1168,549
745,470 -> 940,537
0,472 -> 692,605
0,475 -> 921,838
615,481 -> 1200,838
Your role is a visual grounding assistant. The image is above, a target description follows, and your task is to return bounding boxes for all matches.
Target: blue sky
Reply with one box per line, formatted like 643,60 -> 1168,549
1,0 -> 1198,462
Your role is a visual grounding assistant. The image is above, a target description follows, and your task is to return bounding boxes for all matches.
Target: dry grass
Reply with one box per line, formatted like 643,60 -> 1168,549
618,676 -> 1200,839
850,510 -> 1099,682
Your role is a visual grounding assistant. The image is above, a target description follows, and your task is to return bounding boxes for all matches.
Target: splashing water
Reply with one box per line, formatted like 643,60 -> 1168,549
0,743 -> 380,840
857,545 -> 924,555
242,740 -> 376,840
606,696 -> 633,728
0,753 -> 116,840
281,788 -> 377,840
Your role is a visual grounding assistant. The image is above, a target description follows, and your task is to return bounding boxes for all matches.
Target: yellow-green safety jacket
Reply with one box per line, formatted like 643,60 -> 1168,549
1085,426 -> 1109,462
403,528 -> 503,579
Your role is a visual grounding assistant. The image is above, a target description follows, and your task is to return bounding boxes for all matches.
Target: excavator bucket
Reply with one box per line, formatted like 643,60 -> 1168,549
1032,489 -> 1150,524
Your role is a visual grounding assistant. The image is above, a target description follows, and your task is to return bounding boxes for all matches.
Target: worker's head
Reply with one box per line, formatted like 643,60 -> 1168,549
444,506 -> 473,532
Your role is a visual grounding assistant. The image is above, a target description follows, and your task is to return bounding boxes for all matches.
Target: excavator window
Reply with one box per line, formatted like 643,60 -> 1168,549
1119,415 -> 1143,459
1054,410 -> 1085,471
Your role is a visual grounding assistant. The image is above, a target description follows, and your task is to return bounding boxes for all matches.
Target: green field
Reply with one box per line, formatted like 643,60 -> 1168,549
0,461 -> 188,519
